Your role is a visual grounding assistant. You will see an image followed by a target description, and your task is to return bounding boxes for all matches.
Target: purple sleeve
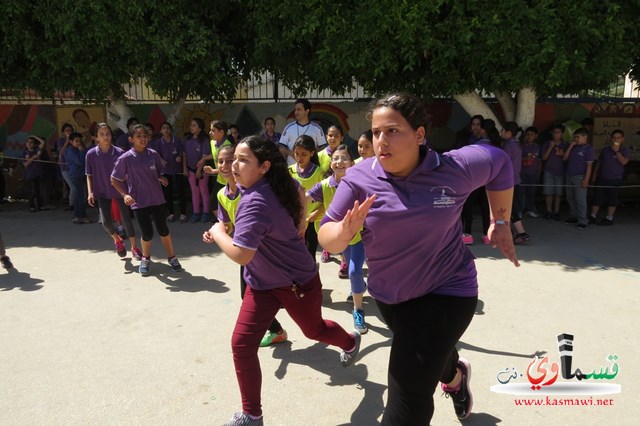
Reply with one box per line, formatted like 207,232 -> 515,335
323,178 -> 360,225
586,146 -> 595,162
202,140 -> 211,156
111,155 -> 127,181
453,144 -> 514,191
232,197 -> 269,250
85,151 -> 94,175
218,202 -> 231,224
176,138 -> 183,154
307,182 -> 324,203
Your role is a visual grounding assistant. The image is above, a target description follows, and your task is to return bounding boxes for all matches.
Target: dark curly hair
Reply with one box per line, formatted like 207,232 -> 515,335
241,135 -> 303,228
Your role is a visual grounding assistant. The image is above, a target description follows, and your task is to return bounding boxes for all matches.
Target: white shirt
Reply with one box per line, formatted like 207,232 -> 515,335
279,121 -> 326,165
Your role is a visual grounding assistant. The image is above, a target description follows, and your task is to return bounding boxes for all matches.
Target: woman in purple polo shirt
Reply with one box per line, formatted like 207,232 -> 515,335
207,136 -> 360,426
111,125 -> 182,276
319,93 -> 520,425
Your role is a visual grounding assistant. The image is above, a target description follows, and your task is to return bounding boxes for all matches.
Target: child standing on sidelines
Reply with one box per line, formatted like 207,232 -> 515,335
501,122 -> 530,244
289,135 -> 325,261
204,145 -> 288,348
317,125 -> 345,173
154,122 -> 187,223
562,127 -> 595,229
64,132 -> 91,223
205,136 -> 359,426
541,123 -> 568,220
182,118 -> 211,223
23,136 -> 47,212
520,126 -> 542,217
355,130 -> 374,163
111,125 -> 183,276
307,144 -> 368,334
86,123 -> 141,260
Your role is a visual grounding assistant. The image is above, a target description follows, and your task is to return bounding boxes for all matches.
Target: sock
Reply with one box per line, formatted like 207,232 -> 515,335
245,413 -> 262,420
606,215 -> 613,220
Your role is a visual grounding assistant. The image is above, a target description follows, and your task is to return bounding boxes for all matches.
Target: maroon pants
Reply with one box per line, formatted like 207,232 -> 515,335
232,273 -> 355,416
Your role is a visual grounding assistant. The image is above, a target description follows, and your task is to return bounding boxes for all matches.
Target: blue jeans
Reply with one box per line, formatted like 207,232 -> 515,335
565,174 -> 587,225
69,176 -> 87,218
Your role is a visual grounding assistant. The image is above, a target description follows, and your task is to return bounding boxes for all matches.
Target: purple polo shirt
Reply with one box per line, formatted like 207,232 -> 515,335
521,142 -> 541,177
85,145 -> 125,199
262,132 -> 281,144
308,175 -> 338,203
597,145 -> 629,180
154,136 -> 183,175
111,148 -> 166,209
502,138 -> 522,185
565,143 -> 595,176
323,145 -> 513,304
183,137 -> 211,170
233,178 -> 317,290
24,148 -> 45,180
542,140 -> 568,176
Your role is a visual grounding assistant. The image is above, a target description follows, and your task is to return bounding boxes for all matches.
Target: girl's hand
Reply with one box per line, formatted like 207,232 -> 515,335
487,224 -> 520,267
123,194 -> 135,206
196,170 -> 202,179
196,158 -> 205,168
338,195 -> 376,242
87,192 -> 95,207
203,165 -> 215,175
208,222 -> 228,242
159,177 -> 168,186
202,226 -> 216,243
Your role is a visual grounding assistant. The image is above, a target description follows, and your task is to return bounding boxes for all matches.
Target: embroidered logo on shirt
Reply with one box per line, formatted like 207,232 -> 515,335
431,186 -> 457,208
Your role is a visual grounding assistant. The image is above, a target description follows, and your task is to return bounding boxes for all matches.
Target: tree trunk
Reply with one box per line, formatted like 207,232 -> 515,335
107,100 -> 135,132
453,91 -> 501,128
166,97 -> 186,126
514,87 -> 537,129
495,91 -> 516,122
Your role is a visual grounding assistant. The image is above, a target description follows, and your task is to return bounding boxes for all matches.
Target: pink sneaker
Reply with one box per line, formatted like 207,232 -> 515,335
115,238 -> 126,258
320,249 -> 330,263
338,261 -> 348,279
482,235 -> 490,245
462,234 -> 474,245
131,246 -> 142,261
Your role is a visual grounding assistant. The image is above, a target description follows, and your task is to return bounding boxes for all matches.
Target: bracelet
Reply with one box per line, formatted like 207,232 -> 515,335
490,220 -> 509,226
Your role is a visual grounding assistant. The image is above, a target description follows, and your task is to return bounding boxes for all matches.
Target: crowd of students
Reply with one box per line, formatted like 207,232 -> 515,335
10,95 -> 631,425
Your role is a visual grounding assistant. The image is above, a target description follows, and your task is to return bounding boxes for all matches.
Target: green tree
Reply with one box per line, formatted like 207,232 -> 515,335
245,0 -> 640,128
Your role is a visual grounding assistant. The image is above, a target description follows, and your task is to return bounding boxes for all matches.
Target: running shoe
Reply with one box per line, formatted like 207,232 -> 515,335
131,247 -> 142,261
338,261 -> 348,279
222,412 -> 263,426
576,223 -> 587,230
179,214 -> 188,223
190,213 -> 200,223
346,292 -> 353,302
598,218 -> 614,226
320,249 -> 330,263
442,357 -> 473,420
167,214 -> 175,223
115,238 -> 126,258
139,257 -> 151,276
462,233 -> 474,245
353,309 -> 368,334
200,213 -> 210,223
562,217 -> 578,225
1,255 -> 13,269
168,256 -> 183,272
259,330 -> 288,347
340,331 -> 361,367
588,216 -> 598,225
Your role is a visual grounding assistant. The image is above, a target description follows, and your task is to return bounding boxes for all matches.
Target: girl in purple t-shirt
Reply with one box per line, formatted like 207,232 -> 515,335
23,136 -> 47,212
206,136 -> 359,426
111,125 -> 182,277
86,123 -> 141,260
182,118 -> 211,223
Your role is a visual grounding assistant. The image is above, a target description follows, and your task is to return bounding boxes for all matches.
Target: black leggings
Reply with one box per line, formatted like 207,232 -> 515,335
134,204 -> 170,241
162,174 -> 187,215
97,197 -> 135,237
376,293 -> 477,425
304,222 -> 318,261
462,187 -> 490,235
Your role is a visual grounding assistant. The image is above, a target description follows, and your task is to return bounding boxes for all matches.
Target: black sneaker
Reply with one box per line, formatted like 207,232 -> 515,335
576,223 -> 587,230
1,255 -> 13,269
543,212 -> 552,220
562,217 -> 578,225
598,218 -> 614,226
588,216 -> 597,225
442,357 -> 473,420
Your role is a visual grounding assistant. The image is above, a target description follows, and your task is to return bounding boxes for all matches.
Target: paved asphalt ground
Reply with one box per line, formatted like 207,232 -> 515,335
1,200 -> 638,425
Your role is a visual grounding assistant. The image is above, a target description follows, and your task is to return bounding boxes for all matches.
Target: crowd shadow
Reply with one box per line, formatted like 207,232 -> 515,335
153,267 -> 228,293
0,267 -> 44,291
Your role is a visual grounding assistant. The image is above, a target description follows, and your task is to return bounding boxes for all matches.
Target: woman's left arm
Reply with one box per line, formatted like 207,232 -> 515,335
486,188 -> 519,267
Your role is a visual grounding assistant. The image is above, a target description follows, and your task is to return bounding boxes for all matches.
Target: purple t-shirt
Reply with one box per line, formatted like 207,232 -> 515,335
233,178 -> 317,290
23,148 -> 46,180
85,145 -> 125,199
597,145 -> 629,180
323,145 -> 513,304
262,132 -> 281,144
111,148 -> 166,209
542,140 -> 568,176
307,175 -> 338,203
183,137 -> 211,170
565,143 -> 595,176
521,142 -> 541,177
502,138 -> 522,185
153,136 -> 183,175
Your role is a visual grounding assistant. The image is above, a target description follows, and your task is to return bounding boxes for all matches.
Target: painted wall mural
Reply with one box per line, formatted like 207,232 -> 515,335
2,101 -> 639,198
